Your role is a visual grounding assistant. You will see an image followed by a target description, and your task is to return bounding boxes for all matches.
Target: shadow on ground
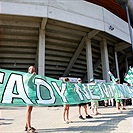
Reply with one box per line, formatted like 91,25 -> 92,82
37,107 -> 133,133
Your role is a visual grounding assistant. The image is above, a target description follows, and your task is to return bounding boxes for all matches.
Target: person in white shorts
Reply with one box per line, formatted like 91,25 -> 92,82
89,78 -> 101,115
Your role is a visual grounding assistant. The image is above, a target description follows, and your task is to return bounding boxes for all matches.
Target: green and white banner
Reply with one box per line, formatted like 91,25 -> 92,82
0,69 -> 133,106
124,67 -> 133,85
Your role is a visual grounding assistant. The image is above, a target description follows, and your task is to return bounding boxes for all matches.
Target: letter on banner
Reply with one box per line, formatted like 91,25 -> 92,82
106,84 -> 114,98
0,72 -> 4,83
116,84 -> 125,99
86,83 -> 100,100
97,84 -> 105,98
2,74 -> 32,104
74,84 -> 84,100
80,84 -> 91,99
52,82 -> 67,102
98,83 -> 110,98
35,78 -> 56,104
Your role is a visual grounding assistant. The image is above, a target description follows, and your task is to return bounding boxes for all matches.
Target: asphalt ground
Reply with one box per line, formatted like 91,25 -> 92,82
0,105 -> 133,133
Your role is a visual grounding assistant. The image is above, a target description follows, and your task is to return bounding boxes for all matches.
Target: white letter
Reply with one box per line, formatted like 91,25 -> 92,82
0,72 -> 4,83
52,82 -> 67,102
86,83 -> 100,100
98,83 -> 110,98
2,74 -> 33,104
35,78 -> 56,104
74,84 -> 84,100
106,84 -> 114,98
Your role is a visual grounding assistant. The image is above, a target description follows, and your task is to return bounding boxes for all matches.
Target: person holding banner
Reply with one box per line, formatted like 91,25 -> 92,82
63,77 -> 73,124
115,78 -> 126,113
77,78 -> 93,120
25,66 -> 36,132
89,78 -> 101,115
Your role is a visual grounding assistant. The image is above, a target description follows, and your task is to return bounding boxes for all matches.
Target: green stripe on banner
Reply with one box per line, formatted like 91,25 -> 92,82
0,69 -> 133,106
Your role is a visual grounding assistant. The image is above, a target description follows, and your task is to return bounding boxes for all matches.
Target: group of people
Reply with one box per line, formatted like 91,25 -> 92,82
62,77 -> 101,124
24,66 -> 101,132
24,66 -> 127,132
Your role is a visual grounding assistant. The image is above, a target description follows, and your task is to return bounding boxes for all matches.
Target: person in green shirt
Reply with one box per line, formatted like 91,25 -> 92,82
77,78 -> 93,120
24,66 -> 36,132
89,78 -> 101,115
115,78 -> 126,113
63,77 -> 73,124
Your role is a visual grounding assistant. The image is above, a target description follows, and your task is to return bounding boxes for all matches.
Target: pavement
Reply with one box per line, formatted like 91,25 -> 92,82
0,105 -> 133,133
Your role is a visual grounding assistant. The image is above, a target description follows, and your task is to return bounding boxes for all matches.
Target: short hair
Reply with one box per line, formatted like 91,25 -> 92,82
64,77 -> 69,82
115,78 -> 119,82
28,66 -> 35,72
77,78 -> 82,82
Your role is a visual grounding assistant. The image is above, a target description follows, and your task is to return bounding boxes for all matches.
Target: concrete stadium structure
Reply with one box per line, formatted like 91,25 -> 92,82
0,0 -> 133,82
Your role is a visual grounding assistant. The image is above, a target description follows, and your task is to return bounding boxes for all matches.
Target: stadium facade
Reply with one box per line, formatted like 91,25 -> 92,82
0,0 -> 133,82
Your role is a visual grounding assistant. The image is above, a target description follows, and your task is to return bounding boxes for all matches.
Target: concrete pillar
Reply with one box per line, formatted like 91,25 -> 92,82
38,29 -> 45,76
114,52 -> 120,79
125,57 -> 128,72
100,38 -> 112,106
86,38 -> 93,82
100,38 -> 110,82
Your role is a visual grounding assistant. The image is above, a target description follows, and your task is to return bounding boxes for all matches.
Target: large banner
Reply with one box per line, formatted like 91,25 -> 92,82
0,69 -> 133,106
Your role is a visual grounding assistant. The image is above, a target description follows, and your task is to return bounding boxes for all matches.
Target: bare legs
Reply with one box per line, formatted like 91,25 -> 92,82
78,105 -> 93,119
78,105 -> 81,116
83,105 -> 88,116
78,104 -> 88,116
121,99 -> 126,110
25,106 -> 36,132
91,101 -> 101,115
63,105 -> 71,123
116,102 -> 122,113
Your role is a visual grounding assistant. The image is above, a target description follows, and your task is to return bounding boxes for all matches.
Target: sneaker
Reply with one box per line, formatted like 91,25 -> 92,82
86,115 -> 93,118
122,108 -> 126,110
79,115 -> 85,120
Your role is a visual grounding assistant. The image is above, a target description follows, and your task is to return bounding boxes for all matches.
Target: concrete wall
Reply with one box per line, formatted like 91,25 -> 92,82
0,0 -> 131,43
